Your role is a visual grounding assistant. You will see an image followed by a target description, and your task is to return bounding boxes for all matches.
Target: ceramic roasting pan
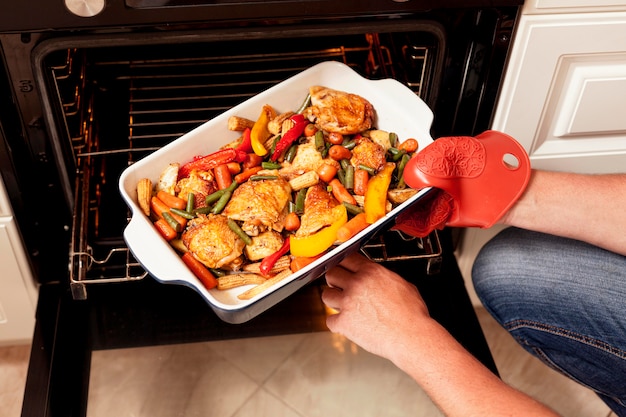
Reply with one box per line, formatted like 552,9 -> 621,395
119,61 -> 434,323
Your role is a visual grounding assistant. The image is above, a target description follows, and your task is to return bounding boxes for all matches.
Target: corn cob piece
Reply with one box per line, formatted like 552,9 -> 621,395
217,273 -> 267,290
237,269 -> 292,300
136,178 -> 153,216
242,255 -> 291,275
268,111 -> 295,135
289,170 -> 319,191
227,116 -> 255,131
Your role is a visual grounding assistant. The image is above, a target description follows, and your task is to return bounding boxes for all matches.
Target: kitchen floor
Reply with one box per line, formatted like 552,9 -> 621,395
0,307 -> 616,417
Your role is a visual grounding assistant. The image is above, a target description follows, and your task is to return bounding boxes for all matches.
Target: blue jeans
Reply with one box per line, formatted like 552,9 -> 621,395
472,227 -> 626,416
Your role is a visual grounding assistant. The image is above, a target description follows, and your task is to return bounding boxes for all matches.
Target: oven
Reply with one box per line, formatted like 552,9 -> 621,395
0,1 -> 522,415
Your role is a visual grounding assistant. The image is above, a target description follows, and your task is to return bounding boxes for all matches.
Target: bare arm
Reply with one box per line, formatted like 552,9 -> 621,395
323,253 -> 561,417
501,170 -> 626,256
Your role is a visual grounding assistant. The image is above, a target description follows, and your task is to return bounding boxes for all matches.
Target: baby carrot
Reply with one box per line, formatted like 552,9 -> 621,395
336,213 -> 370,243
156,190 -> 186,210
329,178 -> 356,206
154,218 -> 177,241
317,163 -> 338,183
398,138 -> 419,153
182,252 -> 218,290
353,169 -> 369,196
215,163 -> 233,190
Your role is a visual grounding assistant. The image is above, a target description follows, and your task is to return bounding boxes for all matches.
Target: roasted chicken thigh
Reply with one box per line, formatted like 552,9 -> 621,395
305,86 -> 374,135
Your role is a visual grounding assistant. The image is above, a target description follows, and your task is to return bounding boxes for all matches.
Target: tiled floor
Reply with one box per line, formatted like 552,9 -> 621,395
0,308 -> 616,417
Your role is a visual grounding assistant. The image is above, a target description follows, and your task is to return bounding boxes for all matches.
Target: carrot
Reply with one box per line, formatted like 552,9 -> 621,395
303,123 -> 318,137
234,165 -> 263,183
317,163 -> 338,183
353,169 -> 369,196
336,213 -> 369,243
182,252 -> 218,289
328,145 -> 352,161
226,162 -> 242,174
156,190 -> 186,210
154,218 -> 177,241
327,132 -> 344,145
215,163 -> 233,190
284,212 -> 301,232
150,196 -> 188,228
290,254 -> 323,273
329,178 -> 356,205
242,153 -> 264,169
398,138 -> 419,153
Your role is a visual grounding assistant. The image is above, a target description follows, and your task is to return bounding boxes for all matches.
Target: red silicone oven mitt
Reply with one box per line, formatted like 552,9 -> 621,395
393,130 -> 531,238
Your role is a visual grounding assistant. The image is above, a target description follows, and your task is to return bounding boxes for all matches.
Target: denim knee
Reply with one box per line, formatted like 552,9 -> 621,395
471,227 -> 626,414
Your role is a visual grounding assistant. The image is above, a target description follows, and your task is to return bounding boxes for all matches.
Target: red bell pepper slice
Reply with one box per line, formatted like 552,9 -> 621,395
270,114 -> 307,161
235,127 -> 253,153
259,236 -> 290,276
178,148 -> 238,179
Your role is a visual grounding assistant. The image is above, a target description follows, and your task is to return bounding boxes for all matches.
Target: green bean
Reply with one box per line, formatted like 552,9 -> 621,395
342,201 -> 364,215
170,207 -> 196,220
285,143 -> 298,163
389,132 -> 398,147
296,93 -> 311,114
211,190 -> 232,214
314,130 -> 325,151
186,192 -> 195,213
225,179 -> 239,193
205,189 -> 226,205
358,164 -> 376,175
193,206 -> 213,215
262,161 -> 282,170
209,268 -> 227,277
227,219 -> 252,245
295,188 -> 307,215
396,153 -> 411,189
161,211 -> 182,233
344,165 -> 354,190
392,149 -> 407,162
250,175 -> 279,181
342,139 -> 357,150
340,159 -> 351,171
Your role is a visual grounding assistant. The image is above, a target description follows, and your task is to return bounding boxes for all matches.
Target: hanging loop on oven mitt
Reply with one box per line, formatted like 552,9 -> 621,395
393,130 -> 531,238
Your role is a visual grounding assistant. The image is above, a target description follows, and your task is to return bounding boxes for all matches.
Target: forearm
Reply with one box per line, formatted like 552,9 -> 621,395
391,319 -> 560,417
500,170 -> 626,256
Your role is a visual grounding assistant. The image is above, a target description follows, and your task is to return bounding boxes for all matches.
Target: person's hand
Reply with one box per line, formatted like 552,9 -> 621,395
394,130 -> 531,237
322,252 -> 430,360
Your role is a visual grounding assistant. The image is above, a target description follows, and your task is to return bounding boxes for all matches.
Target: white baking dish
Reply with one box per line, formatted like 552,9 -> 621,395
119,61 -> 434,323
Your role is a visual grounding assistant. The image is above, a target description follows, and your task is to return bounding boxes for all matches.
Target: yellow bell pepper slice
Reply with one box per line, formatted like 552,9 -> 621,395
364,162 -> 395,224
290,204 -> 347,258
250,105 -> 275,156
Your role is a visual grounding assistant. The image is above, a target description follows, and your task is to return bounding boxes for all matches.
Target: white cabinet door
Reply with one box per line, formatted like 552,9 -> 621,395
493,11 -> 626,173
525,0 -> 626,14
0,179 -> 37,345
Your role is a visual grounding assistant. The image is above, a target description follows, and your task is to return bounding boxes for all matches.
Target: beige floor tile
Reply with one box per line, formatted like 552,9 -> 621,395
1,308 -> 619,417
0,343 -> 30,417
263,332 -> 443,417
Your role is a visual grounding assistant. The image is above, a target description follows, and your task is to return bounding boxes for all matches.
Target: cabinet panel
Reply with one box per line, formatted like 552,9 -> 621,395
492,12 -> 626,173
527,0 -> 626,14
0,218 -> 37,345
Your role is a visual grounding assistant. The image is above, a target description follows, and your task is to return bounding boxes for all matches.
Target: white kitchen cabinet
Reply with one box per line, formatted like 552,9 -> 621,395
0,176 -> 37,345
457,4 -> 626,304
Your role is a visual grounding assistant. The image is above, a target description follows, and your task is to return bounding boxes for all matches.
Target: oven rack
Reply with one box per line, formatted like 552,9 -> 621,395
53,29 -> 438,298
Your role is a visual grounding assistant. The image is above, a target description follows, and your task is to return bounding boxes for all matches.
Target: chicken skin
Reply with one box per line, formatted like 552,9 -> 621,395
222,173 -> 291,235
182,214 -> 245,270
296,184 -> 340,237
305,86 -> 374,135
176,169 -> 217,209
350,136 -> 387,173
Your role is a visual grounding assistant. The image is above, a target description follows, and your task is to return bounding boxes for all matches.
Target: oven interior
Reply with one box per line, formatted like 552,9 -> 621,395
35,20 -> 450,300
